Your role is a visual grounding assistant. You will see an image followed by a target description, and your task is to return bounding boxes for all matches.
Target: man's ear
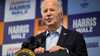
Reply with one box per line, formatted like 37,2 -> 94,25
59,8 -> 63,17
59,10 -> 63,20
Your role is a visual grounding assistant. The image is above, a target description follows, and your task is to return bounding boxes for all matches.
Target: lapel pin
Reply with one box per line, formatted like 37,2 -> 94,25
63,33 -> 67,35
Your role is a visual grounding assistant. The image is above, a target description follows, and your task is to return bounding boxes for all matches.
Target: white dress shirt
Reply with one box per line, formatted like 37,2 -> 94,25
46,26 -> 62,51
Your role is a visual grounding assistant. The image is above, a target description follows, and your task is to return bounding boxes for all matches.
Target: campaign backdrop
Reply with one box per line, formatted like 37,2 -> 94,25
68,12 -> 100,37
0,0 -> 5,21
0,0 -> 100,56
68,0 -> 100,15
2,43 -> 22,56
4,20 -> 34,44
0,21 -> 4,45
4,0 -> 36,22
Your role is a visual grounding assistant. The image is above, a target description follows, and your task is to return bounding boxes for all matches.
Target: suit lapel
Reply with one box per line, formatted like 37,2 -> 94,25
57,26 -> 68,47
39,32 -> 47,48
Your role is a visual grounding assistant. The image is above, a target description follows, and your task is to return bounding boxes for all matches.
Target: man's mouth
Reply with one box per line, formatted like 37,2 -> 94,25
46,18 -> 52,22
47,20 -> 51,22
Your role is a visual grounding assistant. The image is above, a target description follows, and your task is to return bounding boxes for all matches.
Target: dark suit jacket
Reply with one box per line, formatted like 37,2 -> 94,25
22,26 -> 88,56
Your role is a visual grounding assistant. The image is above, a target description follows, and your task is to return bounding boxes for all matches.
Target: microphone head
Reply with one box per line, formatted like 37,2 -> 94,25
28,36 -> 41,51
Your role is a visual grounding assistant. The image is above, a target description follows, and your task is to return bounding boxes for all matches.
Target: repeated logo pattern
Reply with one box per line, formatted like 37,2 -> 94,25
0,0 -> 100,56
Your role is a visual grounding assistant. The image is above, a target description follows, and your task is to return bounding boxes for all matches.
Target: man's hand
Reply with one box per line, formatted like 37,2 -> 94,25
48,46 -> 64,53
34,47 -> 44,54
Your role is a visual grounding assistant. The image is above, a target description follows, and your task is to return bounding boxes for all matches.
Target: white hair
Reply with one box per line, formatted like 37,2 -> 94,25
40,0 -> 63,14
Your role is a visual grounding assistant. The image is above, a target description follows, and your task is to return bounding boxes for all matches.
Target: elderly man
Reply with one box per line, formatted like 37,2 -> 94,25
22,0 -> 88,56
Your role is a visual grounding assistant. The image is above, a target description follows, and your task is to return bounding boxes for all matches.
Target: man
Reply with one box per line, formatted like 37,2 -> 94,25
22,0 -> 88,56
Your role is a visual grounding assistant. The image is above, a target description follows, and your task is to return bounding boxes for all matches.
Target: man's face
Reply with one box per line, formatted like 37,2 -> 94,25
41,0 -> 62,27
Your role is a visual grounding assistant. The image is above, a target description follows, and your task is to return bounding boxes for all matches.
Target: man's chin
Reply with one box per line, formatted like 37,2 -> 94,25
46,22 -> 54,26
47,24 -> 57,28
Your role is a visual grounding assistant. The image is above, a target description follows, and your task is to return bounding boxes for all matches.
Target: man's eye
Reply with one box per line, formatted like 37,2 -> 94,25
50,9 -> 55,11
43,9 -> 55,13
43,10 -> 47,13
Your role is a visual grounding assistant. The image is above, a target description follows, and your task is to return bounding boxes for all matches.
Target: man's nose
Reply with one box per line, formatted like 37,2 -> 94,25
46,10 -> 51,17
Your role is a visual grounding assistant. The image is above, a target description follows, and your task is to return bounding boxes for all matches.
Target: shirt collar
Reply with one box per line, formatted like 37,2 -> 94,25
46,26 -> 62,36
